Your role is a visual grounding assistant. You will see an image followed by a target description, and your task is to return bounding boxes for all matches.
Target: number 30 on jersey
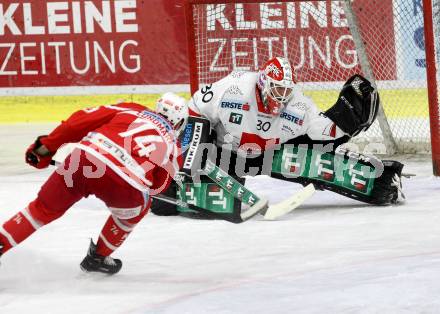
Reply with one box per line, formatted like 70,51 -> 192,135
257,120 -> 271,132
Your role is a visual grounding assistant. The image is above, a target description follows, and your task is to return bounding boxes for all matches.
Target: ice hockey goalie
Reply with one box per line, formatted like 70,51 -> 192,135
152,57 -> 404,217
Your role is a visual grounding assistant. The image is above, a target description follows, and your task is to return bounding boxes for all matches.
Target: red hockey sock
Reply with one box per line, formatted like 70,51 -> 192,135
96,215 -> 135,256
0,207 -> 42,254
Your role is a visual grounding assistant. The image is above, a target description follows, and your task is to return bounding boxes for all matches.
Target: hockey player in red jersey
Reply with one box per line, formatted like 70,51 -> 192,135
0,93 -> 188,274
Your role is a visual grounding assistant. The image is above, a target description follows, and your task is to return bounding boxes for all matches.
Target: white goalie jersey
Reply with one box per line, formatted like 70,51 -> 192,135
189,71 -> 346,155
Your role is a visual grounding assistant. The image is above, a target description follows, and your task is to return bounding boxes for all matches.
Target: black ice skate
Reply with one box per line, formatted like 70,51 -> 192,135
80,239 -> 122,275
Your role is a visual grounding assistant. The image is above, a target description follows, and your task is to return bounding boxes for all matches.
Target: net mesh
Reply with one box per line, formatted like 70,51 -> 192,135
189,0 -> 439,154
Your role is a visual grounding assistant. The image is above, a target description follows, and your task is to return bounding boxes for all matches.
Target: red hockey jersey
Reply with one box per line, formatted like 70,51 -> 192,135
40,102 -> 182,195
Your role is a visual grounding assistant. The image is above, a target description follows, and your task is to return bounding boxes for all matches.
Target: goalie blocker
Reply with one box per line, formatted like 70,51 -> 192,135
150,114 -> 247,220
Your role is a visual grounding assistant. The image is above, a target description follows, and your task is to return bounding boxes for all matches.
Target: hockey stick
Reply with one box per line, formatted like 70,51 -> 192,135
50,156 -> 310,223
49,158 -> 245,223
200,160 -> 316,222
50,146 -> 265,223
50,147 -> 311,223
155,183 -> 314,222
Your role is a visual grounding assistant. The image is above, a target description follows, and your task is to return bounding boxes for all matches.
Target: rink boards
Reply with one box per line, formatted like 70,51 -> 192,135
0,88 -> 428,123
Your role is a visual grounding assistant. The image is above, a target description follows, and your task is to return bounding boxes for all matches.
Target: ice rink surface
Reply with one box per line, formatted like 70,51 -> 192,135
0,125 -> 439,314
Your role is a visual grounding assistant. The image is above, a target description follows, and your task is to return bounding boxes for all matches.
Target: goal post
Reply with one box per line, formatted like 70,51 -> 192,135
423,0 -> 440,175
184,0 -> 440,175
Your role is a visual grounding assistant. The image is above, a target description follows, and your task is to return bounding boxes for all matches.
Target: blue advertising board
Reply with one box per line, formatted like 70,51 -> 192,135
396,0 -> 427,80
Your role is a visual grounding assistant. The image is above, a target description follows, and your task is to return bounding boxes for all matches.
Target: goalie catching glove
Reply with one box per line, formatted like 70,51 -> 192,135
325,74 -> 380,137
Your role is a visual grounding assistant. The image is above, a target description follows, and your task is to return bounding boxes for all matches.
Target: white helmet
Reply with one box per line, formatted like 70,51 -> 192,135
257,57 -> 296,115
156,92 -> 189,136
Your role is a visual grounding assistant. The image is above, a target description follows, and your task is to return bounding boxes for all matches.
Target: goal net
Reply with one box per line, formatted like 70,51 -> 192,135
185,0 -> 440,175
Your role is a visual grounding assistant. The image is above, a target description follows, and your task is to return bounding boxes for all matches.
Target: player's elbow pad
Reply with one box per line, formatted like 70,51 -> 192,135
324,74 -> 380,137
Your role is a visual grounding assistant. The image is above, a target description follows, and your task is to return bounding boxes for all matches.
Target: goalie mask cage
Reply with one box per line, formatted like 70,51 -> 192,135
184,0 -> 440,175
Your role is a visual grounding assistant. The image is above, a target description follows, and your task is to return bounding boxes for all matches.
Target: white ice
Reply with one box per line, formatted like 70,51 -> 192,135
0,125 -> 439,314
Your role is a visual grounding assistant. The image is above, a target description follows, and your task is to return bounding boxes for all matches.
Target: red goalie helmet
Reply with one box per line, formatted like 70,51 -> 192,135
257,57 -> 296,115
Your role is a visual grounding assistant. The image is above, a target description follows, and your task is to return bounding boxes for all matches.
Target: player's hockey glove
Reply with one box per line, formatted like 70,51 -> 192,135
325,74 -> 380,137
370,160 -> 405,205
80,239 -> 122,275
25,136 -> 54,169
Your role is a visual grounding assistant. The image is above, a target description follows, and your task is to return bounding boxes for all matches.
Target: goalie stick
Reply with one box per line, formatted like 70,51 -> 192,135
263,184 -> 316,220
190,160 -> 315,222
48,160 -> 266,223
155,185 -> 315,223
153,193 -> 264,223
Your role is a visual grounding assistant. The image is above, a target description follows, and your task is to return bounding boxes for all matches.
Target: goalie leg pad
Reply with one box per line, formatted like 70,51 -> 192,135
271,144 -> 404,206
